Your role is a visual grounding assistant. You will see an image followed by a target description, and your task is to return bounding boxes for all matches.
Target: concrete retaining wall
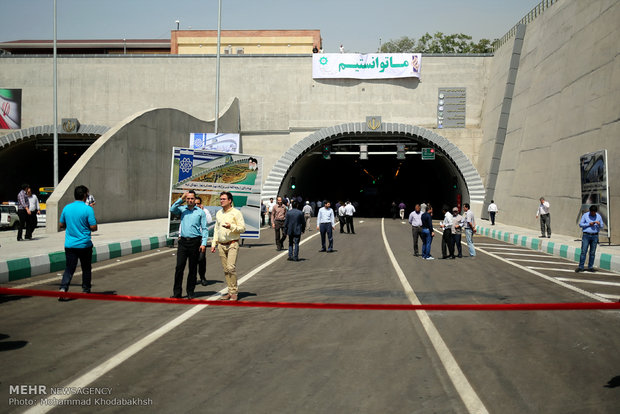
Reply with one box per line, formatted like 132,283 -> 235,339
479,0 -> 620,241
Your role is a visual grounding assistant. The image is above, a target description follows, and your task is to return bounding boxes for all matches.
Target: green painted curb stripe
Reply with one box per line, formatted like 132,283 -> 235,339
7,258 -> 31,281
109,242 -> 122,259
574,248 -> 581,262
600,253 -> 611,270
521,236 -> 527,247
531,238 -> 540,250
559,245 -> 568,258
131,239 -> 142,254
49,251 -> 66,272
150,237 -> 160,250
547,241 -> 555,254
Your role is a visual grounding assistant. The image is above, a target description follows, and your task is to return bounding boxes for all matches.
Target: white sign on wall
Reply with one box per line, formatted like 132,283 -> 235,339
190,133 -> 240,153
312,53 -> 421,80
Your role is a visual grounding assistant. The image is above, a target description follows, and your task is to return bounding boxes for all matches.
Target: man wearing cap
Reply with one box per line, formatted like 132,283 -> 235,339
575,205 -> 604,273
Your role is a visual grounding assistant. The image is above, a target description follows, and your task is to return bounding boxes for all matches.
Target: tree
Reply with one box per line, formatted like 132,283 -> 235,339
379,32 -> 495,54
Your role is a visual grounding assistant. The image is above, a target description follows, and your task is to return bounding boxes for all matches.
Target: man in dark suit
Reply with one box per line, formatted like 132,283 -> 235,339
283,201 -> 306,261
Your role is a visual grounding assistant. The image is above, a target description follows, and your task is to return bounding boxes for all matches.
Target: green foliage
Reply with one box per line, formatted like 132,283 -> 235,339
379,32 -> 496,54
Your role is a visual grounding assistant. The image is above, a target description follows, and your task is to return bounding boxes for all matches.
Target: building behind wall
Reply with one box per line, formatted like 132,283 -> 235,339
171,29 -> 322,55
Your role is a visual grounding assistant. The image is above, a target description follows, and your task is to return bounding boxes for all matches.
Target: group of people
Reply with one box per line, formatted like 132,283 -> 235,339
269,196 -> 356,261
49,183 -> 607,302
15,183 -> 41,241
408,202 -> 477,260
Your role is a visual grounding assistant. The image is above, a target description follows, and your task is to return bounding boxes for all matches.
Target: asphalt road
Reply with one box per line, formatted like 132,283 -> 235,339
1,218 -> 619,413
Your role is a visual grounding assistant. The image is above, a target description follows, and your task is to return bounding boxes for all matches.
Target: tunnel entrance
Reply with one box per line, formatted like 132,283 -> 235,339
278,134 -> 467,218
0,135 -> 97,202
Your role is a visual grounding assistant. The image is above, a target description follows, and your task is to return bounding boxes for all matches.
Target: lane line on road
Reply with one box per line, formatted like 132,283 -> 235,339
596,293 -> 620,300
24,232 -> 321,414
556,278 -> 620,287
382,219 -> 489,414
526,267 -> 618,276
507,259 -> 575,265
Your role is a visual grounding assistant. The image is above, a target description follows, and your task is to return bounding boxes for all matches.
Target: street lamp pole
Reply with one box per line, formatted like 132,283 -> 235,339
53,0 -> 58,186
214,0 -> 222,134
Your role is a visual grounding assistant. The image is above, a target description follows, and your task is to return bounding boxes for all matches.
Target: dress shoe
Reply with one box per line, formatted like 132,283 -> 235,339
170,294 -> 182,299
287,257 -> 294,261
187,293 -> 196,299
574,267 -> 584,273
200,279 -> 208,286
319,248 -> 326,252
327,248 -> 333,252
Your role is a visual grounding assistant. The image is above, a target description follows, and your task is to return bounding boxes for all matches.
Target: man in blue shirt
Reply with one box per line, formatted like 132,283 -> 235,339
58,185 -> 97,300
316,200 -> 335,252
575,205 -> 604,273
170,190 -> 208,299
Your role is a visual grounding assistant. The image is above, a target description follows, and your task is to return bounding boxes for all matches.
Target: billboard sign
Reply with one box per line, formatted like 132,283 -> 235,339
313,53 -> 421,80
579,149 -> 610,239
168,147 -> 262,240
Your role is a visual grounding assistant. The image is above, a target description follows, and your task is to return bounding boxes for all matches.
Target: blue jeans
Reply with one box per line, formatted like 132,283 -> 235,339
421,228 -> 432,258
60,246 -> 93,292
578,233 -> 598,270
465,228 -> 476,256
288,234 -> 301,259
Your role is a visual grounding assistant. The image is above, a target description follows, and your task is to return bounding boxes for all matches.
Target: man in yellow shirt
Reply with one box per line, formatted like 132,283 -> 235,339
211,191 -> 246,301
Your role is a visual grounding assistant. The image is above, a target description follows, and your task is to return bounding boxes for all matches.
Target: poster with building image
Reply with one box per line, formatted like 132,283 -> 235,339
579,149 -> 610,239
168,147 -> 262,240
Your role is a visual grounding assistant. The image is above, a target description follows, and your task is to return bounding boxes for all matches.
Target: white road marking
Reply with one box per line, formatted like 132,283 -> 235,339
495,252 -> 552,258
526,267 -> 619,276
13,249 -> 173,289
25,233 -> 321,414
556,278 -> 620,287
478,246 -> 533,251
381,219 -> 488,414
595,293 -> 620,300
507,259 -> 574,265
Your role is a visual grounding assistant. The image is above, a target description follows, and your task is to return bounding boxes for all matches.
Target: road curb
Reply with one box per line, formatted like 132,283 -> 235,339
476,225 -> 620,273
0,235 -> 174,283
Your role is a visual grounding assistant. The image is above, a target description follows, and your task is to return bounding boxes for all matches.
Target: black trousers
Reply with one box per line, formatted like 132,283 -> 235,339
411,226 -> 422,255
27,209 -> 38,237
198,250 -> 207,280
17,209 -> 29,239
60,246 -> 93,292
174,237 -> 201,297
345,215 -> 354,233
441,228 -> 455,258
339,215 -> 346,233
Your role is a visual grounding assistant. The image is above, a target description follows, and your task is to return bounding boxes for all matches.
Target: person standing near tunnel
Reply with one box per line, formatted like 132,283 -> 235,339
421,204 -> 435,260
317,200 -> 336,252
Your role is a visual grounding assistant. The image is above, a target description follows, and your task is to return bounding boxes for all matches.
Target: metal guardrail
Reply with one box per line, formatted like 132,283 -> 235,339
493,0 -> 559,51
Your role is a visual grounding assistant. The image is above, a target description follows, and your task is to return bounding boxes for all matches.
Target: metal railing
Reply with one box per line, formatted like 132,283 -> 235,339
493,0 -> 559,51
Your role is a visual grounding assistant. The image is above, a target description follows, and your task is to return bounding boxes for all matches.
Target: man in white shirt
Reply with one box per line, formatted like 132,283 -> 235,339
487,200 -> 498,225
408,204 -> 423,256
26,188 -> 40,239
536,197 -> 551,238
463,203 -> 476,257
440,207 -> 455,259
317,201 -> 336,252
337,202 -> 346,234
344,201 -> 356,234
302,201 -> 313,231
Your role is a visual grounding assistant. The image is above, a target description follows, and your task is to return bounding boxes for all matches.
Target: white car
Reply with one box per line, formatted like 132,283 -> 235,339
0,204 -> 20,229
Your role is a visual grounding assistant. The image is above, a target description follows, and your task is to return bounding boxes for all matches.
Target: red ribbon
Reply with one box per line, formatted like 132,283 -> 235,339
2,287 -> 619,311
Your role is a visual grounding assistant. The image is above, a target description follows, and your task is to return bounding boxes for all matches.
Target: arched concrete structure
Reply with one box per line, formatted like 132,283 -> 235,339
0,124 -> 110,149
45,98 -> 240,231
262,122 -> 484,206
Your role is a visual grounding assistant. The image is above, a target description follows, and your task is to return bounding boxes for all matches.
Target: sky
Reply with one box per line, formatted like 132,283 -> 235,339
0,0 -> 542,53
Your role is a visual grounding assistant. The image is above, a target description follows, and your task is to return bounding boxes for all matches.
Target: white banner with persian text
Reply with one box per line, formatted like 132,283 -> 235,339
312,53 -> 421,80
